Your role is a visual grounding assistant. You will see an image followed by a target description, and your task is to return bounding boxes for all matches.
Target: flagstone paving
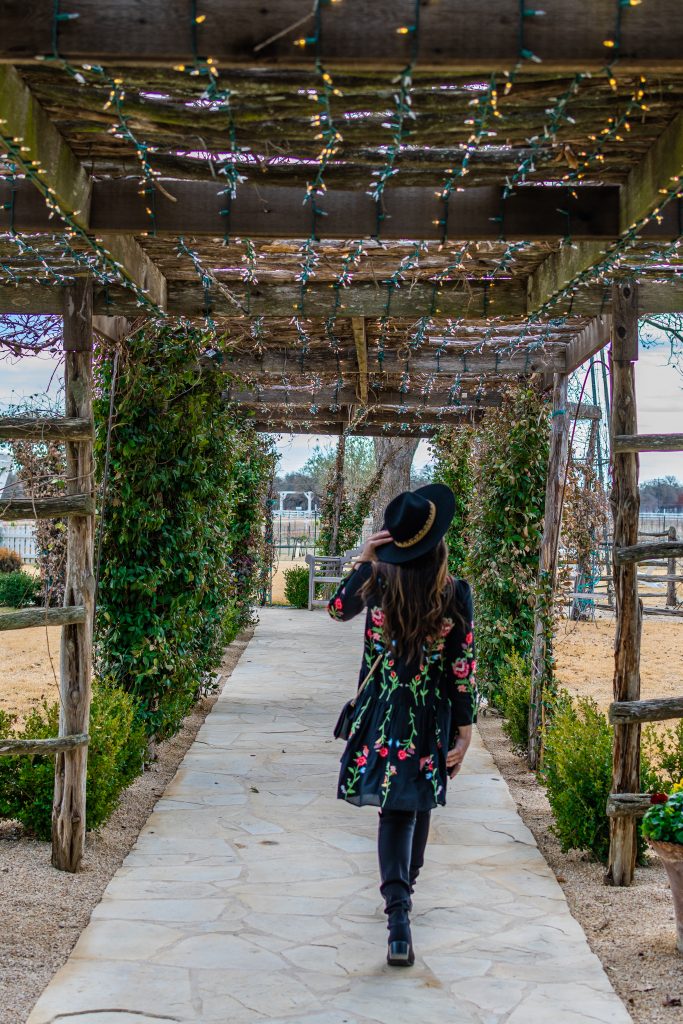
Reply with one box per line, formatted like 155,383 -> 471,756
28,608 -> 631,1024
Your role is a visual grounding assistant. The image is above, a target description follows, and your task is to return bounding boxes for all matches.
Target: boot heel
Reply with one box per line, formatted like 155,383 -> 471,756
387,940 -> 415,967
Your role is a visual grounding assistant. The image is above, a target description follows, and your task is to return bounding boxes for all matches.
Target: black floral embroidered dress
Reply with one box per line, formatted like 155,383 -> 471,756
328,561 -> 477,812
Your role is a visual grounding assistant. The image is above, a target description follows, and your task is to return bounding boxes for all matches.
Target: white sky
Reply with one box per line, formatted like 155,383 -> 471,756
1,336 -> 681,483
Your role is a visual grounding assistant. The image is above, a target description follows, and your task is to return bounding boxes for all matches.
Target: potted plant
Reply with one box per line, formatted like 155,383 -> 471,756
642,784 -> 683,953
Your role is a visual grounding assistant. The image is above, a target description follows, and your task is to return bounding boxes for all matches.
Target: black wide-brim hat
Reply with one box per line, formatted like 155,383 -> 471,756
376,483 -> 455,565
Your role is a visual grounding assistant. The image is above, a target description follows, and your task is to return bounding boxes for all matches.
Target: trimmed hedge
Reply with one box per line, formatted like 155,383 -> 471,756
0,570 -> 42,608
0,682 -> 147,839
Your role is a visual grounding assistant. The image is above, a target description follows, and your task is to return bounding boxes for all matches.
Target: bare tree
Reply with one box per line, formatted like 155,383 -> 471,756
372,437 -> 420,530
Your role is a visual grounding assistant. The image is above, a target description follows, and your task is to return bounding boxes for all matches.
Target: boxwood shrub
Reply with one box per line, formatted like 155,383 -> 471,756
0,570 -> 42,608
0,682 -> 147,839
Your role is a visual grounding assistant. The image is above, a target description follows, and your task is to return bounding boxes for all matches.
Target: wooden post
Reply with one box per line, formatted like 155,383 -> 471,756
52,280 -> 95,873
528,373 -> 569,770
606,279 -> 642,887
328,433 -> 346,557
667,525 -> 678,609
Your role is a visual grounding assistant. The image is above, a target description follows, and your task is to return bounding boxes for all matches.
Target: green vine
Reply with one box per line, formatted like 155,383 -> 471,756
429,425 -> 474,575
93,322 -> 274,739
466,386 -> 549,703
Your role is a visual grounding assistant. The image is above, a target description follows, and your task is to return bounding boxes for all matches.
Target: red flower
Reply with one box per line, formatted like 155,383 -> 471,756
371,607 -> 385,627
464,631 -> 473,645
334,598 -> 343,610
356,755 -> 367,767
452,657 -> 469,678
378,746 -> 389,758
398,749 -> 408,761
650,792 -> 669,804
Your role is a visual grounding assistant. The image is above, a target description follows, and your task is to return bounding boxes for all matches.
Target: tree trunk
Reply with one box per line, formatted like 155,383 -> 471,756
328,434 -> 346,557
372,437 -> 420,530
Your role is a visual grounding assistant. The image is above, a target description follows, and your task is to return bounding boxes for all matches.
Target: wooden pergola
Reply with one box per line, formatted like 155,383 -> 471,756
1,1 -> 682,878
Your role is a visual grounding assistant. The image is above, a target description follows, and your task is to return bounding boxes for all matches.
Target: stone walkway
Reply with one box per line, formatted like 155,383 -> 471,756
28,608 -> 631,1024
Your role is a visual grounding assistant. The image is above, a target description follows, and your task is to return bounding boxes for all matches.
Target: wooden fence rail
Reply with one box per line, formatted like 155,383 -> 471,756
607,794 -> 652,818
613,433 -> 683,453
614,540 -> 683,565
609,696 -> 683,725
0,416 -> 93,441
0,607 -> 86,631
0,734 -> 89,756
0,495 -> 95,520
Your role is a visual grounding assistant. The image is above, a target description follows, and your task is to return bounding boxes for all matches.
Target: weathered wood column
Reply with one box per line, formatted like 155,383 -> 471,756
328,433 -> 346,557
52,279 -> 96,872
666,525 -> 678,609
606,280 -> 642,887
528,373 -> 569,770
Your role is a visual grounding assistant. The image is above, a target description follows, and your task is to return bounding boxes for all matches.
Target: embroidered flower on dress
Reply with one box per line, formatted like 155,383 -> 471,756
371,607 -> 385,627
334,597 -> 343,610
452,657 -> 469,678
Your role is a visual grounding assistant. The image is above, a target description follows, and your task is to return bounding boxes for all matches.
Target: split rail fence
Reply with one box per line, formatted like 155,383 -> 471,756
0,283 -> 97,872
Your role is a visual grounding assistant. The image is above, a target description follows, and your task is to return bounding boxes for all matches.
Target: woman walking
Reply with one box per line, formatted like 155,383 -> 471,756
327,484 -> 477,967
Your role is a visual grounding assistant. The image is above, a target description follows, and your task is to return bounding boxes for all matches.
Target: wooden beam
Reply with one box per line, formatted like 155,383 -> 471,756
0,65 -> 91,227
253,422 -> 467,437
2,276 -> 683,319
527,243 -> 605,313
0,495 -> 95,519
226,387 -> 504,410
211,346 -> 562,376
0,67 -> 167,308
1,177 -> 625,241
614,540 -> 683,565
0,417 -> 93,441
99,233 -> 167,311
352,318 -> 368,405
0,734 -> 89,756
609,696 -> 683,726
52,279 -> 95,874
527,109 -> 683,317
529,372 -> 570,770
613,433 -> 683,454
243,403 -> 492,423
2,1 -> 681,66
0,606 -> 86,631
563,316 -> 611,374
620,112 -> 683,231
606,279 -> 641,888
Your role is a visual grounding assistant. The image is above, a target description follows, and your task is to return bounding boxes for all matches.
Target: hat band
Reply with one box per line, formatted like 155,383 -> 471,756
393,500 -> 437,548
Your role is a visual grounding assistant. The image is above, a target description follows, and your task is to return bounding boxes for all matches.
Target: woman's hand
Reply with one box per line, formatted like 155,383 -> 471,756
446,725 -> 472,778
354,529 -> 393,564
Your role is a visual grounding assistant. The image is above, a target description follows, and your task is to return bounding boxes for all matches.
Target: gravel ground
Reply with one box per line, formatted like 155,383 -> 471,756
478,713 -> 683,1024
0,626 -> 254,1024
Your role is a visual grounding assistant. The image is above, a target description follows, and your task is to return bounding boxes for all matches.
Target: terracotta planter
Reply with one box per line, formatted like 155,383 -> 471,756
649,839 -> 683,953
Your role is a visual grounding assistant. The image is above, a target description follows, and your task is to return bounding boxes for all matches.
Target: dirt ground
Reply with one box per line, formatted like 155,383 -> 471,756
4,607 -> 682,722
478,715 -> 683,1024
554,615 -> 683,711
0,626 -> 254,1024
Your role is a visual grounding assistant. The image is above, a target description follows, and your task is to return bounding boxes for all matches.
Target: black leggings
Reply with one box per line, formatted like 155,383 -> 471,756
377,808 -> 431,914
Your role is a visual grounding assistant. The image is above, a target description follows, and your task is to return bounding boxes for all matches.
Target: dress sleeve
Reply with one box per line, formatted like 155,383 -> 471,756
327,561 -> 373,622
445,579 -> 478,740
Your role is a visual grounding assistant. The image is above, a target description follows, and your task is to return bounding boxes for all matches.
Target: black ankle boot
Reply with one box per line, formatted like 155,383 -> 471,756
384,893 -> 415,966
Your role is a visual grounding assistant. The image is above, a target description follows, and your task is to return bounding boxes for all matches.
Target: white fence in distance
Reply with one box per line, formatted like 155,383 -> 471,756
0,522 -> 37,564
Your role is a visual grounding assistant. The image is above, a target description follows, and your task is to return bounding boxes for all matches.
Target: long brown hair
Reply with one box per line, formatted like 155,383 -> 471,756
361,540 -> 463,665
